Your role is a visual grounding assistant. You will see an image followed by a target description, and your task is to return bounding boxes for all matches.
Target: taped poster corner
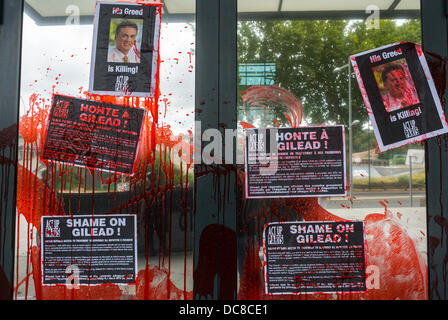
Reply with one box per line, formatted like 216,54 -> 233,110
350,41 -> 448,153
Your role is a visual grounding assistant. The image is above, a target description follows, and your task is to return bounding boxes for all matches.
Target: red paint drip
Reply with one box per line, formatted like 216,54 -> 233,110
236,89 -> 428,300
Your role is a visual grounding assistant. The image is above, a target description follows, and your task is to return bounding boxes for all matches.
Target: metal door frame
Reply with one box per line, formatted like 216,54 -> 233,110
193,0 -> 238,299
422,0 -> 448,301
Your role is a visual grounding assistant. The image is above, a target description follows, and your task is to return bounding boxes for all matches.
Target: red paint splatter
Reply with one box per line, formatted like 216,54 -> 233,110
237,210 -> 427,300
239,121 -> 256,129
13,4 -> 197,301
193,224 -> 237,299
31,246 -> 122,300
236,86 -> 427,300
135,266 -> 192,300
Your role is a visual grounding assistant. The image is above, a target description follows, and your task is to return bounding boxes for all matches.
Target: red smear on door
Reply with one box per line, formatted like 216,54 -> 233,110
236,86 -> 428,300
193,224 -> 237,299
135,266 -> 192,300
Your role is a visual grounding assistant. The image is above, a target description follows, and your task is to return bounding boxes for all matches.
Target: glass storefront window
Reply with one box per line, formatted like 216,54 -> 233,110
15,0 -> 195,300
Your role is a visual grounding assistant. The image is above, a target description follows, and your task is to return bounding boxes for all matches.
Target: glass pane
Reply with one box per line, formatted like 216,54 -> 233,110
237,2 -> 427,300
15,1 -> 195,300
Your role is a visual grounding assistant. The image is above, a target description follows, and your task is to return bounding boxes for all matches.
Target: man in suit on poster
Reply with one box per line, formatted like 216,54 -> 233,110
108,20 -> 141,64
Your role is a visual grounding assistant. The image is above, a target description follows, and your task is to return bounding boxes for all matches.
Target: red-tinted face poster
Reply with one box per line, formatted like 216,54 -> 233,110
41,94 -> 145,175
89,1 -> 161,97
351,41 -> 448,152
244,126 -> 346,199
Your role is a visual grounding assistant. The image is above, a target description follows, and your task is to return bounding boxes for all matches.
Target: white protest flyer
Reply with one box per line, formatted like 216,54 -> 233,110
351,41 -> 448,152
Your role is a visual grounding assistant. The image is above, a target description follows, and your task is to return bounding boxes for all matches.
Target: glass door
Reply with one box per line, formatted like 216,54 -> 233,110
15,0 -> 195,300
236,0 -> 428,300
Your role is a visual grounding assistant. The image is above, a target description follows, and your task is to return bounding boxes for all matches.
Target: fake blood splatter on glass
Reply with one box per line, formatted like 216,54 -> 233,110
235,85 -> 428,300
12,4 -> 196,300
15,97 -> 193,299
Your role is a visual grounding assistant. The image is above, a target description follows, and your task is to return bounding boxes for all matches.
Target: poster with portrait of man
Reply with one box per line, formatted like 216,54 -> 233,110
89,1 -> 161,97
107,18 -> 144,64
351,41 -> 448,152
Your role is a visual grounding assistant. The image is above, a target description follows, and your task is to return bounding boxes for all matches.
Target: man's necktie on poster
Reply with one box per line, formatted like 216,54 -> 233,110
123,55 -> 128,63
